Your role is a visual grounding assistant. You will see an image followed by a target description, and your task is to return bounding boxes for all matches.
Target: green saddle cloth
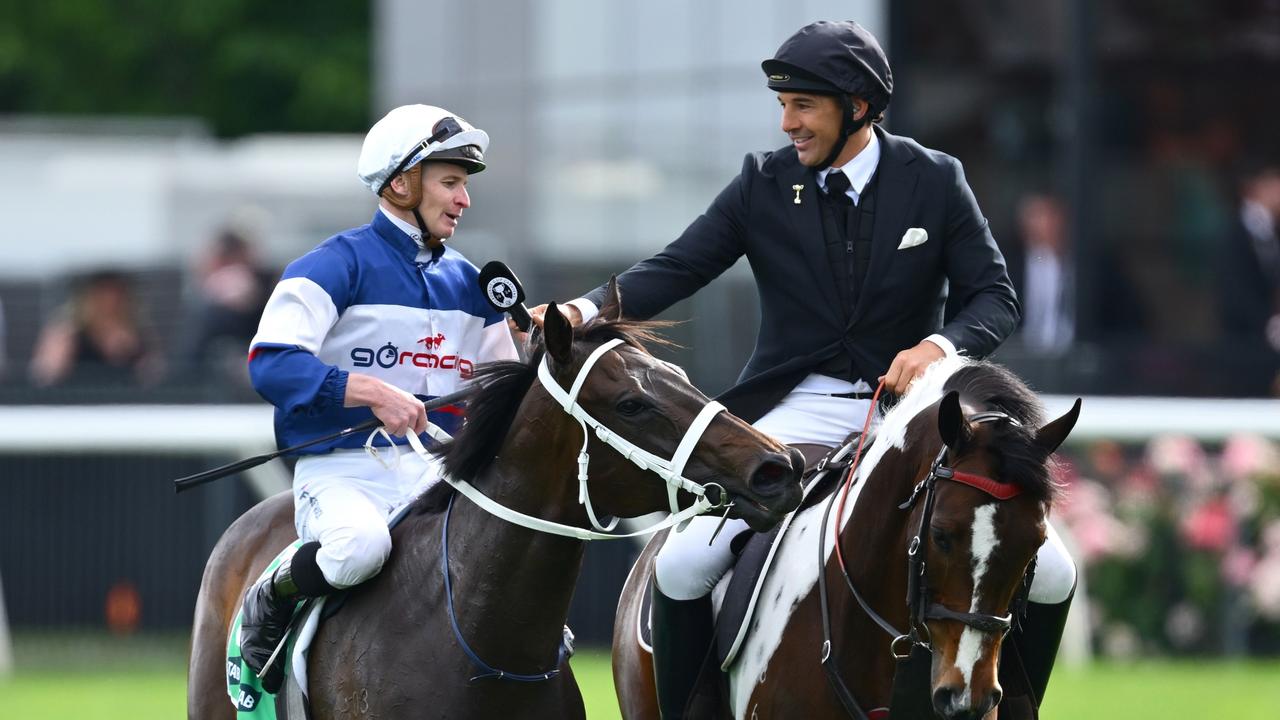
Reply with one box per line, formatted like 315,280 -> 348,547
225,540 -> 305,719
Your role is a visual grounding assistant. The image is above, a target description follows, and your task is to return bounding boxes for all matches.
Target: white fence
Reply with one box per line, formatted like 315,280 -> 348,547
1,395 -> 1279,677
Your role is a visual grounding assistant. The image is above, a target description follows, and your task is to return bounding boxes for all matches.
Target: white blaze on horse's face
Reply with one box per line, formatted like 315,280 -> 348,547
954,502 -> 1000,707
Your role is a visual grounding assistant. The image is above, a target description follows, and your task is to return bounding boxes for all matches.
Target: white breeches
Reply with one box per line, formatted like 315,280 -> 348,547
292,447 -> 443,589
654,388 -> 1077,605
655,388 -> 868,600
655,513 -> 1076,605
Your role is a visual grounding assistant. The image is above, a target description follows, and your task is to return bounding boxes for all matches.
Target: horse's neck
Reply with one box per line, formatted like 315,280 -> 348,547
436,447 -> 587,668
844,449 -> 922,630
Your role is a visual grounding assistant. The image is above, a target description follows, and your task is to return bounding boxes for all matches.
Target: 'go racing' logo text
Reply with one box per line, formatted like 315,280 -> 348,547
351,340 -> 474,378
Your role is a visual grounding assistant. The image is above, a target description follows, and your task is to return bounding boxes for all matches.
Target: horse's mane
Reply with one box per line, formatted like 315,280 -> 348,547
856,356 -> 1057,503
943,362 -> 1056,503
412,316 -> 674,515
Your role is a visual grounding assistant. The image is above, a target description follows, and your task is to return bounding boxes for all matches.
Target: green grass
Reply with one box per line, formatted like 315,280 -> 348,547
1,670 -> 185,719
2,634 -> 1279,718
1040,660 -> 1280,720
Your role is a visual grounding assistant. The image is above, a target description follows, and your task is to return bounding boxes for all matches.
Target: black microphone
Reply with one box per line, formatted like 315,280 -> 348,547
478,261 -> 531,331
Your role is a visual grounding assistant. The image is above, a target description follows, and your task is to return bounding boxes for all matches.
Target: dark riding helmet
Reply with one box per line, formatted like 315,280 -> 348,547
762,20 -> 893,104
762,21 -> 893,168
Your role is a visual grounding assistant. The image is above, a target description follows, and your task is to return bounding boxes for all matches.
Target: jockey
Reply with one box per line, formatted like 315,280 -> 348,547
533,21 -> 1078,718
238,104 -> 518,692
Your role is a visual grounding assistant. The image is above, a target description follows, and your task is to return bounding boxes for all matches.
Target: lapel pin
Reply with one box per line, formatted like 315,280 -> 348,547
792,184 -> 804,204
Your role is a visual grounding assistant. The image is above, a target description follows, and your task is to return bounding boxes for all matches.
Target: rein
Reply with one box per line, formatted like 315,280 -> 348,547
440,494 -> 572,682
817,405 -> 1030,718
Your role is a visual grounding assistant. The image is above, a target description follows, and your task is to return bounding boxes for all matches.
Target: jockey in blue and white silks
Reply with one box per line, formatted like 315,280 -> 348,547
248,208 -> 515,452
237,104 -> 517,695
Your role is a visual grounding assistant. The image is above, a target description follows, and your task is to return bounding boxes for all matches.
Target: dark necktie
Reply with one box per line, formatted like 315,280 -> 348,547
826,170 -> 853,206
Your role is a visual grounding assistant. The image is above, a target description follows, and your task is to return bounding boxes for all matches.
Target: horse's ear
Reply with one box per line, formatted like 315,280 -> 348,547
543,302 -> 575,366
938,390 -> 971,451
598,275 -> 623,322
1034,398 -> 1081,457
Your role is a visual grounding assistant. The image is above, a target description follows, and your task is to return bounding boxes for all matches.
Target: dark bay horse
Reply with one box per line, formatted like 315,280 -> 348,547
189,284 -> 804,719
614,357 -> 1080,719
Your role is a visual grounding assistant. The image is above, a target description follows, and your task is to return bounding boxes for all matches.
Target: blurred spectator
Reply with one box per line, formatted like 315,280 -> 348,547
1009,193 -> 1074,355
29,270 -> 163,388
1217,162 -> 1280,394
1219,163 -> 1280,334
179,226 -> 272,388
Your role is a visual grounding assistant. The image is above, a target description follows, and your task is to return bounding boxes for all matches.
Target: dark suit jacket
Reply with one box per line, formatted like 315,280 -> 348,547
585,127 -> 1020,422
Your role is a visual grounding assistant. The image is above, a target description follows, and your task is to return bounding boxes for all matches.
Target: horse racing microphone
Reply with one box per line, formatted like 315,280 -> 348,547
478,261 -> 532,331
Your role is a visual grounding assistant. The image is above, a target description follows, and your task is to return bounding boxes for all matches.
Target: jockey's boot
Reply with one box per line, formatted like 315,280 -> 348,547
240,554 -> 306,694
1001,583 -> 1075,715
1018,586 -> 1075,705
651,580 -> 715,720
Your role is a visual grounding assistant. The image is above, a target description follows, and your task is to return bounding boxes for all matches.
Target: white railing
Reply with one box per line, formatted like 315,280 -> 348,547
1,395 -> 1278,677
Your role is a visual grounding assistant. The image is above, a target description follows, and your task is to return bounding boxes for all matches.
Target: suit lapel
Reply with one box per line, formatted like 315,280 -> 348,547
777,159 -> 842,313
850,128 -> 919,326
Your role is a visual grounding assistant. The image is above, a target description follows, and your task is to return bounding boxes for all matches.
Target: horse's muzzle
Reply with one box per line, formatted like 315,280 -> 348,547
932,684 -> 1001,720
738,448 -> 803,524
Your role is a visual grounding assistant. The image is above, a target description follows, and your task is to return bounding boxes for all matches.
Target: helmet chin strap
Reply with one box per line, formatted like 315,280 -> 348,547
383,164 -> 444,248
819,95 -> 862,170
412,208 -> 443,249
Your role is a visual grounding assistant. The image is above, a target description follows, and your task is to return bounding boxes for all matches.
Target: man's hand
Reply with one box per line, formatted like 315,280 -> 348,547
879,340 -> 946,396
527,303 -> 583,330
344,373 -> 427,437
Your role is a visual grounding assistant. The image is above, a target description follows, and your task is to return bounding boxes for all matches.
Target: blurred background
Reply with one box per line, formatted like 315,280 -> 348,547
2,0 -> 1279,717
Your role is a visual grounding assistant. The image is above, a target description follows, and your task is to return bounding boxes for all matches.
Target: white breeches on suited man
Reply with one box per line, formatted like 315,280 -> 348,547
652,377 -> 1077,604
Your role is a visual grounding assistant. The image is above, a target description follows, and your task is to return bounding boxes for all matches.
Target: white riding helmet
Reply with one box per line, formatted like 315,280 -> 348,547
356,104 -> 489,196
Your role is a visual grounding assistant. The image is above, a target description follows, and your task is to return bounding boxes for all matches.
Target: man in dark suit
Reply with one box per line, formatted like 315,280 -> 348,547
534,21 -> 1071,719
1218,163 -> 1280,395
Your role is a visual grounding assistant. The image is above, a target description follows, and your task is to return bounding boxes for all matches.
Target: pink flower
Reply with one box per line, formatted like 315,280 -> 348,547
1222,546 -> 1257,587
1056,478 -> 1146,562
1220,434 -> 1277,481
1251,550 -> 1280,620
1179,498 -> 1235,552
1146,434 -> 1207,477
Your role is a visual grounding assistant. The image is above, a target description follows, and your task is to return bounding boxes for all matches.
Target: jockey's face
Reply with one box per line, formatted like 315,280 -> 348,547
778,91 -> 844,167
417,161 -> 472,242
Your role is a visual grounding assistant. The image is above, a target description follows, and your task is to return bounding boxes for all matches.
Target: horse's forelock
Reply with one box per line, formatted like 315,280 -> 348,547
576,315 -> 678,354
944,363 -> 1058,504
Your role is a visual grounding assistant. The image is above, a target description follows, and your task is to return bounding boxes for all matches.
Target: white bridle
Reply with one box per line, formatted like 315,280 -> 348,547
405,338 -> 731,541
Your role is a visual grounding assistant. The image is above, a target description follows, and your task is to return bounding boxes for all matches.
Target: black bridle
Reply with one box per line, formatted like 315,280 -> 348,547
817,410 -> 1037,719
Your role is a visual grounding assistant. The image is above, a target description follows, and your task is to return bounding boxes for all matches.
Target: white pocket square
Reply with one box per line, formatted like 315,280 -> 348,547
898,228 -> 928,249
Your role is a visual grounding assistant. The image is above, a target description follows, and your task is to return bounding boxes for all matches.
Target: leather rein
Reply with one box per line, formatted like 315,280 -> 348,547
816,409 -> 1036,719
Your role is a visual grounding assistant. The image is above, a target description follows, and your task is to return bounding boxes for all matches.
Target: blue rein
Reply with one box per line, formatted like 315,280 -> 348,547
441,494 -> 571,682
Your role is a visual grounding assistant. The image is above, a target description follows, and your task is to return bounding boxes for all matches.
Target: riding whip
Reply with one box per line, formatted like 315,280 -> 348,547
172,387 -> 474,494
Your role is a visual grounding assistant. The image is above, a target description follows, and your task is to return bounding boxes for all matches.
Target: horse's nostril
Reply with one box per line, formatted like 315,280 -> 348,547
749,456 -> 793,497
986,686 -> 1003,714
932,687 -> 956,714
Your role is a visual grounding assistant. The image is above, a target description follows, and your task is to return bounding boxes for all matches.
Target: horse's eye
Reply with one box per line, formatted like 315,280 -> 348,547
931,527 -> 953,553
616,398 -> 647,416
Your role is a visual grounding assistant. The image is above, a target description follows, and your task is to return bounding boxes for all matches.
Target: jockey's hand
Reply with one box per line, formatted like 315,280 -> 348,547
345,373 -> 427,437
527,302 -> 583,330
879,340 -> 946,396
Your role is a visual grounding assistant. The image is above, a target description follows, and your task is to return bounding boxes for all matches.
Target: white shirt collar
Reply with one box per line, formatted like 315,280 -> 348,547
817,130 -> 880,204
378,205 -> 426,247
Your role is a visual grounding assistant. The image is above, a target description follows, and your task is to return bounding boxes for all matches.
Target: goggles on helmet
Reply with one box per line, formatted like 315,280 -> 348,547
377,116 -> 468,196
